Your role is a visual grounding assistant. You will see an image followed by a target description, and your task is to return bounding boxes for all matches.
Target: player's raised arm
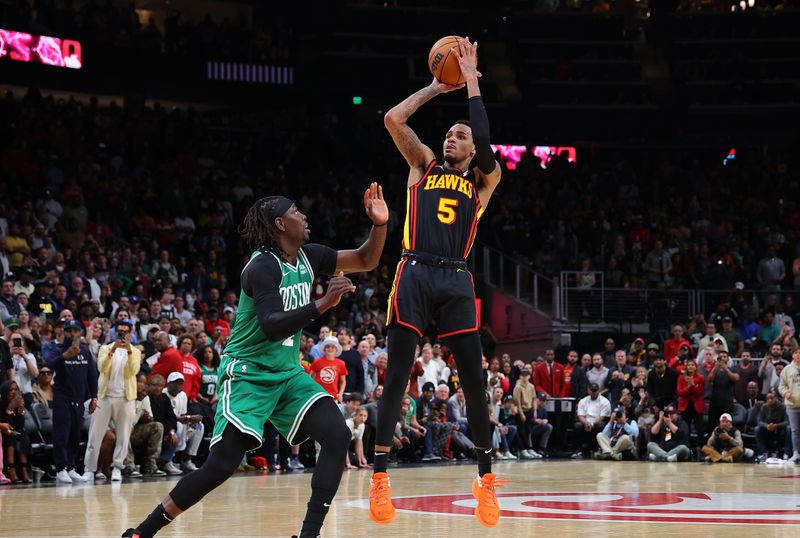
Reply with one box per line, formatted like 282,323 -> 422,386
453,38 -> 502,208
384,80 -> 463,186
336,182 -> 388,274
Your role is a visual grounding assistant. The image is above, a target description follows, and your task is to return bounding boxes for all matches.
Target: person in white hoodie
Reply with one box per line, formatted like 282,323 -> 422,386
779,348 -> 800,463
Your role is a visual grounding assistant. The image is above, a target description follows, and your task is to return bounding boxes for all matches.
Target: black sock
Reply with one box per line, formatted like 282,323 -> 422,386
136,504 -> 174,538
475,447 -> 492,477
299,487 -> 334,538
373,451 -> 389,474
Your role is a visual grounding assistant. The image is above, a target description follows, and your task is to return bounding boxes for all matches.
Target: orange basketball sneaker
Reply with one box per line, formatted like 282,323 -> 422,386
369,472 -> 396,524
471,473 -> 507,527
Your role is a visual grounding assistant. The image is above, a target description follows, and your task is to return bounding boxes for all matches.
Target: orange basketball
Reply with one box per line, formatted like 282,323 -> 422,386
428,35 -> 466,86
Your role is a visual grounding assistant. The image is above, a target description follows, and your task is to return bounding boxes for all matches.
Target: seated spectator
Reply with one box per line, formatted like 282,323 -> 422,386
0,423 -> 12,484
147,374 -> 180,475
9,333 -> 38,409
123,373 -> 166,477
0,380 -> 32,483
531,392 -> 553,457
755,390 -> 789,462
162,372 -> 204,473
492,394 -> 518,460
345,408 -> 370,470
702,413 -> 743,463
595,405 -> 638,460
417,381 -> 446,462
574,382 -> 611,458
447,387 -> 469,436
647,405 -> 691,462
339,392 -> 363,421
392,396 -> 424,463
31,366 -> 53,407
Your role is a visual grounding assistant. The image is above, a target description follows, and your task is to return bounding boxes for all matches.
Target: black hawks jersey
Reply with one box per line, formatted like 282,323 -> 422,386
402,160 -> 484,259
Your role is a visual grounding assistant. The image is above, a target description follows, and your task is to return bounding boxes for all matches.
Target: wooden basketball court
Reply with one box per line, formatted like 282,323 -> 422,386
1,460 -> 799,537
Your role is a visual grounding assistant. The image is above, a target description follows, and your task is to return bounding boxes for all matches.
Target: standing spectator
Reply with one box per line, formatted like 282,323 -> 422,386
176,334 -> 201,404
83,319 -> 141,482
720,317 -> 743,357
561,350 -> 580,397
123,373 -> 166,477
732,351 -> 759,405
758,311 -> 781,350
647,405 -> 691,462
9,332 -> 37,408
663,324 -> 692,362
595,405 -> 638,460
586,353 -> 610,396
755,391 -> 789,462
574,382 -> 611,458
193,344 -> 220,433
759,344 -> 785,397
45,319 -> 98,483
645,354 -> 678,409
308,326 -> 331,360
757,245 -> 785,292
309,336 -> 348,403
340,328 -> 362,394
706,351 -> 740,433
512,367 -> 538,459
417,344 -> 442,394
570,353 -> 591,399
779,349 -> 800,464
676,360 -> 705,442
644,239 -> 672,288
601,338 -> 616,368
606,350 -> 635,406
702,413 -> 743,463
533,348 -> 564,398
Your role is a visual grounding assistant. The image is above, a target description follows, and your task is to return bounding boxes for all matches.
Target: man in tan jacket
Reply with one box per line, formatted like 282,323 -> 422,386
513,367 -> 538,459
83,319 -> 141,482
779,348 -> 800,464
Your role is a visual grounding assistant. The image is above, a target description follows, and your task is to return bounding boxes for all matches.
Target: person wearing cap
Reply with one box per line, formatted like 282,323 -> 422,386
574,382 -> 611,458
309,336 -> 348,403
513,367 -> 539,459
29,278 -> 57,319
667,343 -> 693,373
645,353 -> 678,410
720,316 -> 744,357
778,348 -> 800,464
664,324 -> 692,366
702,412 -> 743,463
161,371 -> 204,474
83,319 -> 142,482
595,405 -> 638,460
45,319 -> 99,484
647,405 -> 691,462
530,392 -> 552,457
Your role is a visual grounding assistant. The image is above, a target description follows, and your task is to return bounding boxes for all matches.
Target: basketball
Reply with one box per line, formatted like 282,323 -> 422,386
428,35 -> 466,86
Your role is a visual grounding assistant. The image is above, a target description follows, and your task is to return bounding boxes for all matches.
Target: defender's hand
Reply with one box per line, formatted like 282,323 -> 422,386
453,37 -> 482,80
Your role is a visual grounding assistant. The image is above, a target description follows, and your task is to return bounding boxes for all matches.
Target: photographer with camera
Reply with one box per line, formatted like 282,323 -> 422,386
647,405 -> 691,462
82,319 -> 141,482
595,405 -> 639,460
45,319 -> 99,483
9,331 -> 38,409
701,413 -> 743,463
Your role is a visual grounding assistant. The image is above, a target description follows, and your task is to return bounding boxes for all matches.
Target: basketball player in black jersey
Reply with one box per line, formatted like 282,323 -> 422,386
368,38 -> 504,527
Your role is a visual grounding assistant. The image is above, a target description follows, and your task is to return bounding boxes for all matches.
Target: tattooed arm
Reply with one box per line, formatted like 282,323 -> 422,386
384,79 -> 464,187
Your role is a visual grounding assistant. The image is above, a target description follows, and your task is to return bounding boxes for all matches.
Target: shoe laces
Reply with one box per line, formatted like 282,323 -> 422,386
370,475 -> 391,505
477,474 -> 509,507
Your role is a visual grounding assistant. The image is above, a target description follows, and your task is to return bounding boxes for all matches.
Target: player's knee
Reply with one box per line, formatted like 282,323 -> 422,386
325,421 -> 352,453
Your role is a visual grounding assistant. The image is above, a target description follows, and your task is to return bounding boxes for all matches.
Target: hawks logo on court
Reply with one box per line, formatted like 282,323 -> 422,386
351,492 -> 800,525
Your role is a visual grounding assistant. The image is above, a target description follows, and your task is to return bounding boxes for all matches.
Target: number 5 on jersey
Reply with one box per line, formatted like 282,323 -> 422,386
437,197 -> 459,225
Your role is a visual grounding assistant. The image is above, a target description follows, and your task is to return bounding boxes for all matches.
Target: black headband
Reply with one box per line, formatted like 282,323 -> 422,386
265,197 -> 294,222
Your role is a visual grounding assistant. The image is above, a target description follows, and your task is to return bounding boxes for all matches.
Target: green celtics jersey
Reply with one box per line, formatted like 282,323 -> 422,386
223,244 -> 336,373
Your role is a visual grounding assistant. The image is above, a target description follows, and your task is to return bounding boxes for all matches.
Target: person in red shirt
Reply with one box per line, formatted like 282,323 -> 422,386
534,348 -> 564,398
203,308 -> 230,336
310,336 -> 348,402
561,350 -> 579,397
663,324 -> 692,363
676,359 -> 705,441
148,331 -> 183,384
176,334 -> 202,403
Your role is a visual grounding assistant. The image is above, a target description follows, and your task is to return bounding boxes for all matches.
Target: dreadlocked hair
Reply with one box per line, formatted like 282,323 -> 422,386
239,196 -> 287,259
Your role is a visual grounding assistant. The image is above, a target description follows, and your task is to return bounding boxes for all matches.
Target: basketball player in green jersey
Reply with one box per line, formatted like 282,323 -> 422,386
123,183 -> 388,538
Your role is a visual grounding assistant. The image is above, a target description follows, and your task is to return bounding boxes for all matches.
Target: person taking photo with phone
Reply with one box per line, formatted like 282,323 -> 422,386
9,331 -> 38,409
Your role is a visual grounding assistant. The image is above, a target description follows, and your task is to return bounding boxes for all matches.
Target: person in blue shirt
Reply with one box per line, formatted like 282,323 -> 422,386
595,405 -> 639,460
45,319 -> 98,483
